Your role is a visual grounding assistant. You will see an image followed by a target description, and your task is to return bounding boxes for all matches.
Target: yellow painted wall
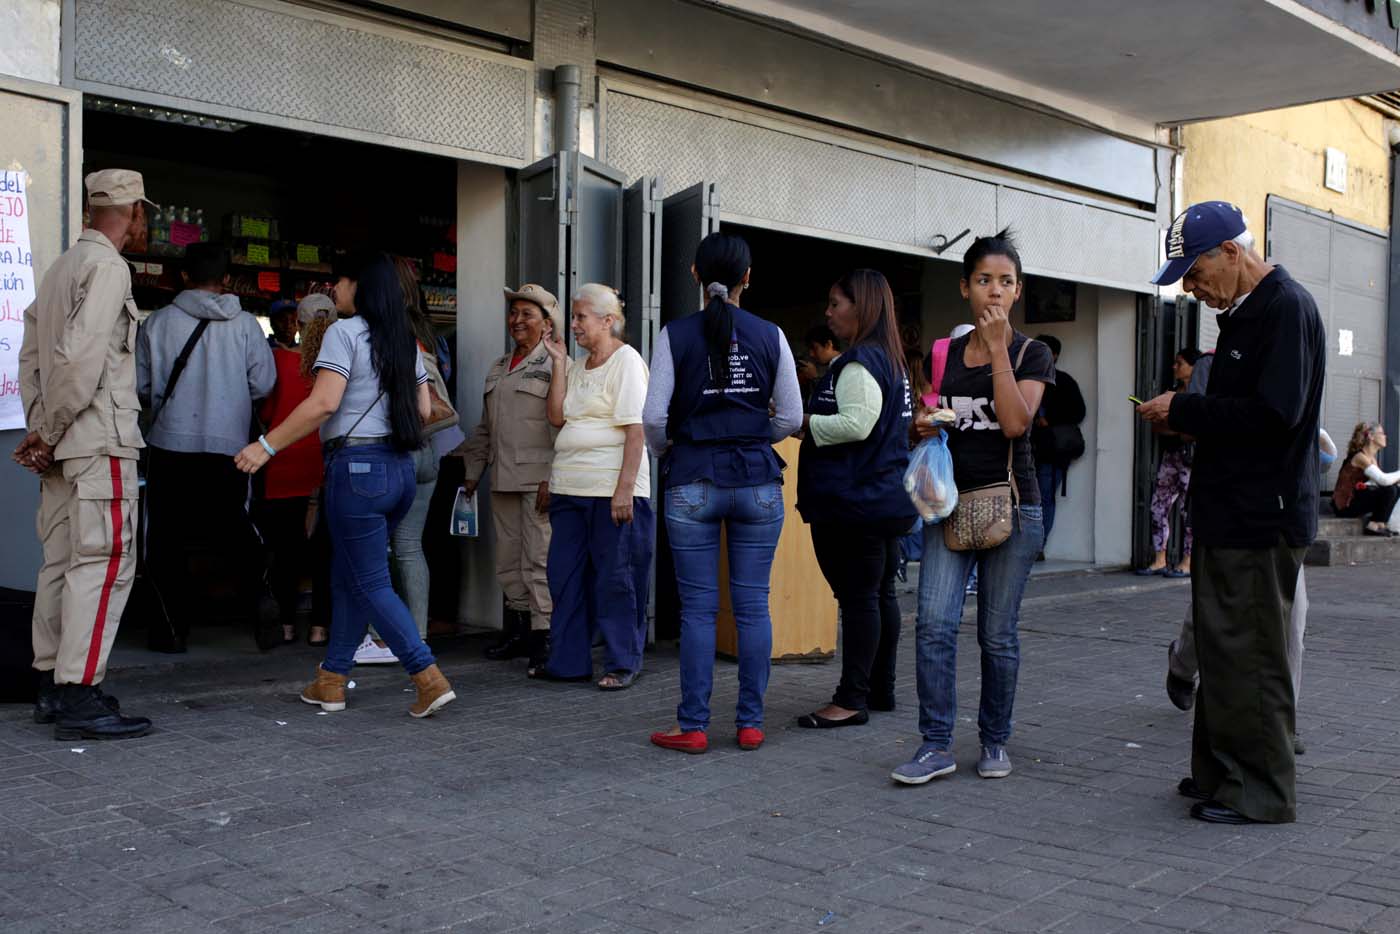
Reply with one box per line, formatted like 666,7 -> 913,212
1182,98 -> 1393,233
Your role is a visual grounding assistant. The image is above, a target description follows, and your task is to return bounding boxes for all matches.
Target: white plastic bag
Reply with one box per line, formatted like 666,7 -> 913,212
905,433 -> 958,523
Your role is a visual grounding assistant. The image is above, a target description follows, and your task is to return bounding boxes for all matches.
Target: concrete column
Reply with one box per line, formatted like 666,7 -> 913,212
454,161 -> 509,628
1094,288 -> 1138,566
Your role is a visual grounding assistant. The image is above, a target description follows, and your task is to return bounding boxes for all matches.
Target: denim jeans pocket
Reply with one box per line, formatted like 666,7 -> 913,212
1018,504 -> 1043,523
751,481 -> 783,512
668,480 -> 708,517
348,461 -> 388,499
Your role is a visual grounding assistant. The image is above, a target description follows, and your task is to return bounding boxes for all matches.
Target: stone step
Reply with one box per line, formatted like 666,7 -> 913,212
1317,516 -> 1366,539
1306,533 -> 1400,566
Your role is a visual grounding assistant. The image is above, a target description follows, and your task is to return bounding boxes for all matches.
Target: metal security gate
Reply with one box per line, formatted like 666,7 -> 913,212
1266,196 -> 1388,487
660,182 -> 721,324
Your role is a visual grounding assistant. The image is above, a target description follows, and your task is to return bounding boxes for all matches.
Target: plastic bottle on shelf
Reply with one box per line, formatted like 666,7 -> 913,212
194,208 -> 207,242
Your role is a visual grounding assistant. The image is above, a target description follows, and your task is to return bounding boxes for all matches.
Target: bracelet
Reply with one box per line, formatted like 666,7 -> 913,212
990,368 -> 1015,377
257,434 -> 278,457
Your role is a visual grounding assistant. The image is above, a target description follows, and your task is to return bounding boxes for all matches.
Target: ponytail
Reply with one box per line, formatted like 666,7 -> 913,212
694,232 -> 752,388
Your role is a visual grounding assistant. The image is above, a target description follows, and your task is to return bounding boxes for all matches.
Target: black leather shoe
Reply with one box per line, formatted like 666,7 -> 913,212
796,709 -> 870,729
1293,733 -> 1306,756
53,685 -> 151,741
1190,800 -> 1256,825
1165,644 -> 1195,711
33,670 -> 58,724
1177,777 -> 1209,801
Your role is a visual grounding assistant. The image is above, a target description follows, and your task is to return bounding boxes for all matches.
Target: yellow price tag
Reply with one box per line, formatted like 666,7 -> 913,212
295,243 -> 319,265
240,217 -> 270,239
246,243 -> 270,265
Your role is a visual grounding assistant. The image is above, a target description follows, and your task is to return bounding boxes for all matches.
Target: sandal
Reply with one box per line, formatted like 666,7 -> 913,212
307,626 -> 329,647
597,670 -> 641,691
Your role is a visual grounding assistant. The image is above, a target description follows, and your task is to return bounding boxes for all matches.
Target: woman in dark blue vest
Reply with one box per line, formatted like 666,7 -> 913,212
795,269 -> 916,729
643,232 -> 803,754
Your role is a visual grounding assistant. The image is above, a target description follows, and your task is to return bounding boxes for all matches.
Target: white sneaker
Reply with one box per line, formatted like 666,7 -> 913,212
352,634 -> 398,666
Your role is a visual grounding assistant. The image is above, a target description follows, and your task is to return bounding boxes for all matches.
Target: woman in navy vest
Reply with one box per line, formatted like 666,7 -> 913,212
890,230 -> 1055,787
643,232 -> 803,754
795,269 -> 916,729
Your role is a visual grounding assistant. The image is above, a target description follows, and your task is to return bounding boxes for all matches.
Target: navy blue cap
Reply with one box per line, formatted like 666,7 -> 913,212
1151,201 -> 1247,286
269,298 -> 297,315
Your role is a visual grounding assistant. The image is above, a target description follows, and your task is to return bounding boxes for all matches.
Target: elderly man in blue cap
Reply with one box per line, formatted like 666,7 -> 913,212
1137,202 -> 1326,825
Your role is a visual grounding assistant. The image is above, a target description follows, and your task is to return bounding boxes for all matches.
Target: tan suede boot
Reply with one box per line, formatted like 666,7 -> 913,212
300,667 -> 347,712
408,665 -> 456,718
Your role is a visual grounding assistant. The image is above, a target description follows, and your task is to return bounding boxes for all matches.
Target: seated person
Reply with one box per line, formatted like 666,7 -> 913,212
1333,422 -> 1400,536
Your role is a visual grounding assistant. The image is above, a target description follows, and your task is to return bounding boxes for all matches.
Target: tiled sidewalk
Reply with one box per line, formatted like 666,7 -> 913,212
1,566 -> 1397,933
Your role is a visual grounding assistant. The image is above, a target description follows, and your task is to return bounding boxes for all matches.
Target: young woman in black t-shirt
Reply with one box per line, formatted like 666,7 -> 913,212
891,230 -> 1055,786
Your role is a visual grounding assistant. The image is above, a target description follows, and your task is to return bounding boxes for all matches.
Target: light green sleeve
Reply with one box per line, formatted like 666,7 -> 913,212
809,362 -> 884,446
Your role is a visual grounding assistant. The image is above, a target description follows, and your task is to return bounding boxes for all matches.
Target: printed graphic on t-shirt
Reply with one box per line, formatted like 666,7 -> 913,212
943,394 -> 999,431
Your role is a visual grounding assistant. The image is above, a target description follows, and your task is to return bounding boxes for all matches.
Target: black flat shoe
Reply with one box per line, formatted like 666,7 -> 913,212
527,665 -> 592,682
1191,800 -> 1257,824
1177,777 -> 1209,801
796,709 -> 870,729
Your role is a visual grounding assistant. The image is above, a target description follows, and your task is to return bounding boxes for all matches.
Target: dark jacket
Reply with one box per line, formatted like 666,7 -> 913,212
1031,368 -> 1086,469
1168,266 -> 1326,548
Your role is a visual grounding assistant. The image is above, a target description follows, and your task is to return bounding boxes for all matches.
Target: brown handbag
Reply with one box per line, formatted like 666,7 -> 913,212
942,339 -> 1030,552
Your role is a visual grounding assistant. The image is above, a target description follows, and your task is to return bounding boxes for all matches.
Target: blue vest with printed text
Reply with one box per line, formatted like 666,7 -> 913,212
796,342 -> 915,524
663,304 -> 783,489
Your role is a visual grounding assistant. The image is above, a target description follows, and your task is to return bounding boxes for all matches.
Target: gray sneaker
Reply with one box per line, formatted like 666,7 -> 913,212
977,744 -> 1012,779
890,745 -> 956,785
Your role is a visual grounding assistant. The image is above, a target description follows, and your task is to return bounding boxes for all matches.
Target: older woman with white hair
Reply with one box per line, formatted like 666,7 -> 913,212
530,283 -> 653,689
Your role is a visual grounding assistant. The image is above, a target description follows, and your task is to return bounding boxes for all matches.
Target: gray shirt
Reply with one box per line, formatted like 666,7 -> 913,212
313,316 -> 428,441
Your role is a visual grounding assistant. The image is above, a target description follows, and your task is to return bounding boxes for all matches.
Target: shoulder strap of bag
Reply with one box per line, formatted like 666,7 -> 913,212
149,319 -> 211,428
929,337 -> 951,398
1004,337 -> 1033,506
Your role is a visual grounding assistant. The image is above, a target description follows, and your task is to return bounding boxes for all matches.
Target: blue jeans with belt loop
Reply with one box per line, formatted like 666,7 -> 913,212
545,493 -> 655,678
321,444 -> 436,677
915,504 -> 1043,748
666,479 -> 785,732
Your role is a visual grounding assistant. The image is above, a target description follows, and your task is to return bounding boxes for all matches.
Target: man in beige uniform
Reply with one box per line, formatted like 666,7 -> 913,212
457,285 -> 561,668
13,169 -> 155,740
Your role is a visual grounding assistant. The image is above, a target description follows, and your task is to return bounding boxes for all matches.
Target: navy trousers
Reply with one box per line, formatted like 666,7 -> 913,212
545,493 -> 655,677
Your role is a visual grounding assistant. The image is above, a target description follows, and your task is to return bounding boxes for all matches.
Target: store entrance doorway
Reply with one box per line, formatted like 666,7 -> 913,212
83,99 -> 469,657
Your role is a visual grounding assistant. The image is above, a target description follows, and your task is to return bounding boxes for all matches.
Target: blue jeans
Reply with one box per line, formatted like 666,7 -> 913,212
666,480 -> 784,732
321,445 -> 436,677
546,494 -> 655,678
915,504 -> 1043,747
1036,463 -> 1061,543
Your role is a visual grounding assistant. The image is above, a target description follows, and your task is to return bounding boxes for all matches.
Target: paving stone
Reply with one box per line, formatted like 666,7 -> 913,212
3,566 -> 1400,933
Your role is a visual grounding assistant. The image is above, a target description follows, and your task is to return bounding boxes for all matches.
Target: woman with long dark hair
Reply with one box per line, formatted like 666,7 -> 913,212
1333,422 -> 1400,535
235,253 -> 456,718
643,232 -> 802,754
795,268 -> 916,730
1138,347 -> 1202,577
893,230 -> 1054,785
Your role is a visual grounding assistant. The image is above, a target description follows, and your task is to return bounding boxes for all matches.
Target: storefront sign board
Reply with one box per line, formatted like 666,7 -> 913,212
0,170 -> 34,431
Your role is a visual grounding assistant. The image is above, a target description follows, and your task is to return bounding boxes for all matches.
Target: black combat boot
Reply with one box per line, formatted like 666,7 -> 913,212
33,670 -> 59,724
53,684 -> 151,741
484,609 -> 531,660
525,626 -> 551,671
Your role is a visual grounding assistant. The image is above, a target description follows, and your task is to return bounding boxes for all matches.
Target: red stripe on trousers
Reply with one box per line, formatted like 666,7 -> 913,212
82,456 -> 123,685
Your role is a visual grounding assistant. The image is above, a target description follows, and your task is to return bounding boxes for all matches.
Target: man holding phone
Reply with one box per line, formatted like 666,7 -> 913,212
1136,202 -> 1325,825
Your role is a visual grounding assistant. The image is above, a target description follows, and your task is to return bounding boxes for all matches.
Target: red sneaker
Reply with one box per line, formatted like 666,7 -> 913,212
650,729 -> 708,754
736,727 -> 765,751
